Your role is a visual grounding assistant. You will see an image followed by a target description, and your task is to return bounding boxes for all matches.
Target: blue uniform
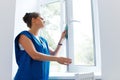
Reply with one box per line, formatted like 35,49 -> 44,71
14,31 -> 50,80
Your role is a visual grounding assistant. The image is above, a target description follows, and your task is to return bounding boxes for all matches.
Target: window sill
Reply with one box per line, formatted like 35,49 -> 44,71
49,72 -> 101,80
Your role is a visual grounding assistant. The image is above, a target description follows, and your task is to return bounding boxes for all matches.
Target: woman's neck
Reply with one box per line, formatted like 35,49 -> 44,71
29,26 -> 40,36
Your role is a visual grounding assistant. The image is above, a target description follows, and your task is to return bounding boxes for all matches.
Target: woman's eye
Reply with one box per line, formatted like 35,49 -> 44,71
40,18 -> 43,20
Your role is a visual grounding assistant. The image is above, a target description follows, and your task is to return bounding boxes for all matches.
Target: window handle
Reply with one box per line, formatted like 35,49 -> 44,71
70,20 -> 80,23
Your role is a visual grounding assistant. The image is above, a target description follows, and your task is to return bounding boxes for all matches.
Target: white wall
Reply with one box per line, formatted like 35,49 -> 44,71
98,0 -> 120,80
0,0 -> 16,80
12,0 -> 39,78
0,0 -> 39,79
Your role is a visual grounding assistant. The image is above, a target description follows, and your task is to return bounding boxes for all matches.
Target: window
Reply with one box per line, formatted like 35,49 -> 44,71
39,0 -> 101,75
72,0 -> 95,66
67,0 -> 101,75
39,0 -> 67,73
12,0 -> 101,78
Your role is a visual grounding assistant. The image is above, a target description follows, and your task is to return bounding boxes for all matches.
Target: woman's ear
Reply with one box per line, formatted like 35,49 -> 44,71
31,18 -> 36,23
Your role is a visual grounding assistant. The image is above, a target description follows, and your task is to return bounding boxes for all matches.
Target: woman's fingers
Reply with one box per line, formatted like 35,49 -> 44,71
57,57 -> 72,65
61,30 -> 66,39
64,58 -> 72,65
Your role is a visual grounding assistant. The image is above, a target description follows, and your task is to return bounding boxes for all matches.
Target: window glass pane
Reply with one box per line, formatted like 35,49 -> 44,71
72,0 -> 95,66
39,1 -> 67,72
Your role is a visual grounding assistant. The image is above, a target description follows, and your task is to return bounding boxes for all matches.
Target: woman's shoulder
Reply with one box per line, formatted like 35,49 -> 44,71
15,30 -> 32,41
16,30 -> 28,36
19,30 -> 29,35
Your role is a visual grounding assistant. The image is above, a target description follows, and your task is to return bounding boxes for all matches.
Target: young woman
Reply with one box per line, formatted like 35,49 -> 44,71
14,12 -> 72,80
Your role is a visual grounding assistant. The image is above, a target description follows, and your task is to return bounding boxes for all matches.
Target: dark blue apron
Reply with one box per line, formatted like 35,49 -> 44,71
14,31 -> 50,80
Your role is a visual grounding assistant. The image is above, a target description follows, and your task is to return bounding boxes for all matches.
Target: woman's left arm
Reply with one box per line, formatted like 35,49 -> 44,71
50,30 -> 66,56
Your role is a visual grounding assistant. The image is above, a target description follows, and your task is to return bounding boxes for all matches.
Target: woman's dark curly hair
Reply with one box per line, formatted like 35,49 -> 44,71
23,12 -> 40,28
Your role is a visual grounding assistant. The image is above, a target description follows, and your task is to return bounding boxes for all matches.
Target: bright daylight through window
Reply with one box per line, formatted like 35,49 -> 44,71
39,1 -> 67,73
39,0 -> 96,73
72,0 -> 95,66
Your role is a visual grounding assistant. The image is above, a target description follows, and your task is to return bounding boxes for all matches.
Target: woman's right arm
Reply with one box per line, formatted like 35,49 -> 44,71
19,35 -> 71,65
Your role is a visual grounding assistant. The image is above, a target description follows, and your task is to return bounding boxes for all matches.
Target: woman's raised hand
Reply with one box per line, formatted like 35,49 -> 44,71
60,30 -> 66,39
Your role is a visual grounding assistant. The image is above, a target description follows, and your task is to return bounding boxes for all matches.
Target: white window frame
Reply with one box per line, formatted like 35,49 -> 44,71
65,0 -> 101,75
39,0 -> 101,75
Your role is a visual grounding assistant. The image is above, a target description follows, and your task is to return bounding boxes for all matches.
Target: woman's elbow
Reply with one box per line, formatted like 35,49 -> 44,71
30,52 -> 45,61
31,55 -> 38,60
29,52 -> 40,60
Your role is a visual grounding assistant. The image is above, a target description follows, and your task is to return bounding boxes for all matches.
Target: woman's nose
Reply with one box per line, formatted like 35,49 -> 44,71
43,20 -> 45,23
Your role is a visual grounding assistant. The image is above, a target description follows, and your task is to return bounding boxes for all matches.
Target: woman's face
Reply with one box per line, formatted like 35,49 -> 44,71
32,16 -> 45,28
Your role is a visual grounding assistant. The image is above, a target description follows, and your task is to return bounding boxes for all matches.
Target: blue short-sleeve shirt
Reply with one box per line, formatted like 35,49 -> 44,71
14,31 -> 50,80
